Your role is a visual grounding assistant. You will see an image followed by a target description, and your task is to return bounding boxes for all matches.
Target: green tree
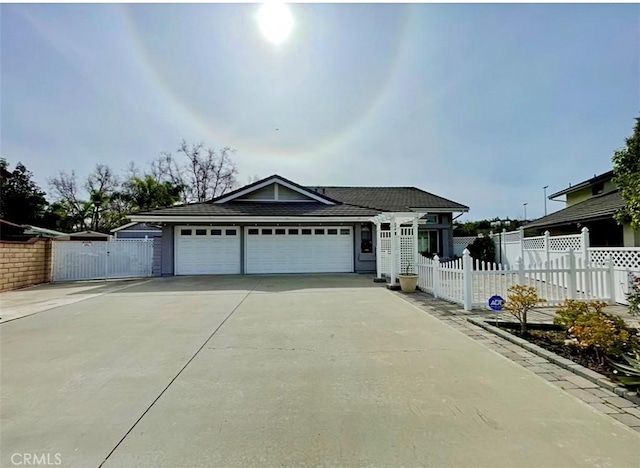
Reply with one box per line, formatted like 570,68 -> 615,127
118,176 -> 182,212
0,159 -> 49,225
613,117 -> 640,230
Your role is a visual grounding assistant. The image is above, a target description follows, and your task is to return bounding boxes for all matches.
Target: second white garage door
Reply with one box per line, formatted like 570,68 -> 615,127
245,226 -> 354,274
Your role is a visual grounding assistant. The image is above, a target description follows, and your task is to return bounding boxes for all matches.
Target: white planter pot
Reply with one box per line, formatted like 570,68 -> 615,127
398,274 -> 419,293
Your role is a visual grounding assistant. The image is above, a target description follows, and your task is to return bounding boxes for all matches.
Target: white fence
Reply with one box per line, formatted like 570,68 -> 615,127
417,250 -> 614,310
53,239 -> 154,282
378,226 -> 417,279
589,247 -> 640,305
452,235 -> 480,257
489,227 -> 589,268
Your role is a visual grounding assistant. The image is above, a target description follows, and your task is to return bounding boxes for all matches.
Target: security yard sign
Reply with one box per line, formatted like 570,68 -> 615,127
488,295 -> 504,312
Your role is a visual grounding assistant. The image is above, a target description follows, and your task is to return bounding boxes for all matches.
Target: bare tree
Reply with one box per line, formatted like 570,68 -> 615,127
48,164 -> 123,232
48,171 -> 89,231
150,140 -> 238,203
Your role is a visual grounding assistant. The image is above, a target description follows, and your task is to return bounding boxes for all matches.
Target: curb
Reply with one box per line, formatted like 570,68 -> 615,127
467,317 -> 640,406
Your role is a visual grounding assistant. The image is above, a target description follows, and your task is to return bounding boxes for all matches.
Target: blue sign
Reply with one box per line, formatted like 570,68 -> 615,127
488,295 -> 504,311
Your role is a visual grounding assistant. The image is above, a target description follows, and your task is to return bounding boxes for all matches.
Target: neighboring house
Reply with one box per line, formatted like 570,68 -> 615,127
111,222 -> 162,239
525,170 -> 639,247
55,230 -> 111,241
129,174 -> 469,276
0,219 -> 65,241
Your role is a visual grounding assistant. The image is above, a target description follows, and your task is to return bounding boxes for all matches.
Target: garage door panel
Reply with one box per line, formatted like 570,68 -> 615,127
175,226 -> 241,275
245,226 -> 353,274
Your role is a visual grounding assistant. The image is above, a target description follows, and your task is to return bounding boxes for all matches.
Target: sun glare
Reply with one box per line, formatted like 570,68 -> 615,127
257,3 -> 294,46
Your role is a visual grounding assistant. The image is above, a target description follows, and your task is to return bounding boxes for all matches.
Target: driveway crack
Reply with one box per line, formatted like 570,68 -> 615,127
97,282 -> 258,467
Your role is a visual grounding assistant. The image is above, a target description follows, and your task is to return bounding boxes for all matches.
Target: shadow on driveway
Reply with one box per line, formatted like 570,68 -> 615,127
117,273 -> 384,294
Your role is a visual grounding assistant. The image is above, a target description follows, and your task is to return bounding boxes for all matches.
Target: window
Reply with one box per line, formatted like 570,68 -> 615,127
248,228 -> 259,235
422,215 -> 438,224
262,229 -> 273,235
211,229 -> 222,236
180,229 -> 192,236
340,228 -> 350,235
226,229 -> 237,236
314,228 -> 325,235
418,229 -> 439,256
360,224 -> 372,253
195,229 -> 207,236
275,228 -> 286,235
288,229 -> 299,235
301,229 -> 312,235
327,228 -> 338,235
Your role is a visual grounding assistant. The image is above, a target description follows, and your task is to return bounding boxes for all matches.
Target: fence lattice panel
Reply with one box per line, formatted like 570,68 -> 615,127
399,227 -> 415,274
589,248 -> 640,269
549,235 -> 582,252
379,231 -> 392,277
522,237 -> 544,250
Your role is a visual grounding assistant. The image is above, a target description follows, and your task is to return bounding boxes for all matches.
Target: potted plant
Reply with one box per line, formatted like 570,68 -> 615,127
398,262 -> 419,293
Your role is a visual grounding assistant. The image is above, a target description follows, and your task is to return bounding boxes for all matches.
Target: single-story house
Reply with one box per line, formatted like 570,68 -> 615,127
55,230 -> 111,242
110,222 -> 162,239
0,219 -> 66,241
525,170 -> 639,247
129,175 -> 469,276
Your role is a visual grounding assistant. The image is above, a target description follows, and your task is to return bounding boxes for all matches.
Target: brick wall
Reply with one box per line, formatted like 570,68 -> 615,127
0,239 -> 52,292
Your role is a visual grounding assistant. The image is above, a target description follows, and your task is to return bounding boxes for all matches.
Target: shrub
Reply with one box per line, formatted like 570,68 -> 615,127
504,285 -> 546,335
553,300 -> 609,331
609,352 -> 640,388
467,235 -> 495,265
626,272 -> 640,316
570,311 -> 637,361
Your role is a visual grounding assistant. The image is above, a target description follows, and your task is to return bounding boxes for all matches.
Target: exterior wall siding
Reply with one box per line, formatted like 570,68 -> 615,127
161,225 -> 174,276
152,236 -> 162,277
240,185 -> 275,200
0,239 -> 52,292
116,231 -> 161,239
277,184 -> 312,201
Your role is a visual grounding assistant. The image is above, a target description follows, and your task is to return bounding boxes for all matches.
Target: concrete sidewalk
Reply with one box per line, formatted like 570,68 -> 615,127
1,275 -> 638,467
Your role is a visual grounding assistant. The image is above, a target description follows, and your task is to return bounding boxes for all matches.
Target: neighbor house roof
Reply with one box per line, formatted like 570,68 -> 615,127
525,190 -> 624,230
110,222 -> 162,233
548,170 -> 614,199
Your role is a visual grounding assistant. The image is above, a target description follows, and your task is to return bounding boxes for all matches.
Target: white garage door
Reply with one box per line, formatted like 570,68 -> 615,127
175,226 -> 241,275
245,226 -> 354,274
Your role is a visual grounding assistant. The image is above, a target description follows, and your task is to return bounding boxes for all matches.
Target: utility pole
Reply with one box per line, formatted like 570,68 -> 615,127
543,186 -> 549,216
523,202 -> 528,221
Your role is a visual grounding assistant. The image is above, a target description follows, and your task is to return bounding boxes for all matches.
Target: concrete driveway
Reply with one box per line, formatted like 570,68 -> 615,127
1,275 -> 638,467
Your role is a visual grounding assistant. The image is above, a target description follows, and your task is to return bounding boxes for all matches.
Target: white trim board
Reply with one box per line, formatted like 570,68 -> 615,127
213,176 -> 335,205
130,215 -> 374,223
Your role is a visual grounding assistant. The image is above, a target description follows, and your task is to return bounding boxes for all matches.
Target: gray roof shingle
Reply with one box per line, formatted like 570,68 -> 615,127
525,190 -> 624,229
135,178 -> 469,218
312,186 -> 469,212
136,202 -> 379,217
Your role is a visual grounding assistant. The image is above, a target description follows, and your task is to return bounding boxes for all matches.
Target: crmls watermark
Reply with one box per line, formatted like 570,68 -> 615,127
10,453 -> 62,466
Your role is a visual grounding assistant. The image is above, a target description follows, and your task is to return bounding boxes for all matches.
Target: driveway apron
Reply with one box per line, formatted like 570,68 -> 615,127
1,275 -> 638,467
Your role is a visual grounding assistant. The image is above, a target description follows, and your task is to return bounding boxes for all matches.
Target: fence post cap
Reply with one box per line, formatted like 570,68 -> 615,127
462,248 -> 470,256
581,226 -> 589,233
544,230 -> 550,236
433,254 -> 440,261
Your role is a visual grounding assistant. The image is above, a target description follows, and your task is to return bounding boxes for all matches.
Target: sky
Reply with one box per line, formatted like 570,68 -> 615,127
1,3 -> 638,221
